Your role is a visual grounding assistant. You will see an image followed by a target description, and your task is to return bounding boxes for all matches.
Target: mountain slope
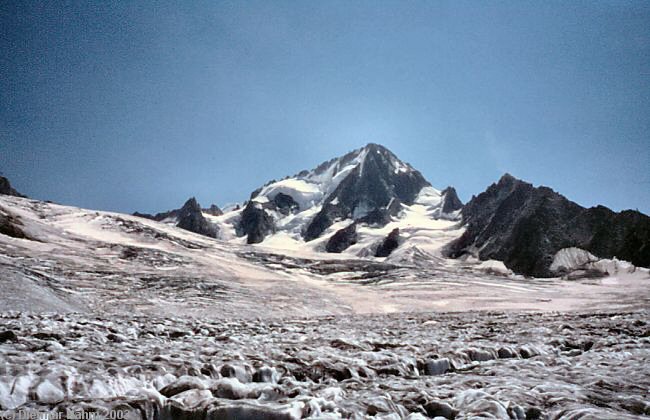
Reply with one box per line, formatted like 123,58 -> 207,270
448,174 -> 650,277
302,143 -> 431,240
0,194 -> 367,316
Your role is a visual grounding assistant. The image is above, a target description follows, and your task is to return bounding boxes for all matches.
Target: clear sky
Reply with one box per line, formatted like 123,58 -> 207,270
2,1 -> 649,214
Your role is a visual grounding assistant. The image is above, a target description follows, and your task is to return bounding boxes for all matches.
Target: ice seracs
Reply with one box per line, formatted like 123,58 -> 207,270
550,247 -> 643,279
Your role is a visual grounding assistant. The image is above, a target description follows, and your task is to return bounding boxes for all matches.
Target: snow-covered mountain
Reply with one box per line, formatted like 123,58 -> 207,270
129,144 -> 650,277
193,143 -> 464,259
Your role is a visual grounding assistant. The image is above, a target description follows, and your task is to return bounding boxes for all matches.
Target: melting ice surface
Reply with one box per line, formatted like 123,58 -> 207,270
1,311 -> 649,419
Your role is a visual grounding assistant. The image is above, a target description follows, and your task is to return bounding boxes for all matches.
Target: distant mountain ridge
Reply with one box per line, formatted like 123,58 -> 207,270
448,174 -> 650,277
125,146 -> 648,276
134,198 -> 221,238
5,143 -> 646,278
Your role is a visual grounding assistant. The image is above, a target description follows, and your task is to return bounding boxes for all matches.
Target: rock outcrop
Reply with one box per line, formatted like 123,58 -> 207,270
133,209 -> 179,222
134,198 -> 218,238
326,223 -> 358,253
238,201 -> 275,244
272,193 -> 299,216
203,204 -> 223,216
176,198 -> 219,238
441,186 -> 463,214
0,208 -> 29,239
375,228 -> 400,257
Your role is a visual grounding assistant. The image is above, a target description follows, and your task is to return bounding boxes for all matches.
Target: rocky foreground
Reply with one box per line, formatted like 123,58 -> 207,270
1,310 -> 649,419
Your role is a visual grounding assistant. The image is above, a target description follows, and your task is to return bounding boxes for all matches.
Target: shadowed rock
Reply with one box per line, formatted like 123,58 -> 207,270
203,204 -> 223,216
0,210 -> 29,240
176,198 -> 219,238
448,174 -> 650,276
132,209 -> 180,221
441,186 -> 463,214
326,223 -> 358,253
358,199 -> 402,227
239,201 -> 275,244
272,193 -> 299,216
375,228 -> 400,257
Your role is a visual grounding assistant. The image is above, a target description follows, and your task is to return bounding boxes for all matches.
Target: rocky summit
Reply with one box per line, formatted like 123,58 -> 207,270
176,197 -> 219,238
448,173 -> 650,277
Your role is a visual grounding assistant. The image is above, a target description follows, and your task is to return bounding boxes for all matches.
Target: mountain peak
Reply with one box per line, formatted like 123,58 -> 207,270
236,144 -> 456,244
441,186 -> 463,214
497,173 -> 519,185
177,197 -> 218,238
361,142 -> 389,153
180,197 -> 200,212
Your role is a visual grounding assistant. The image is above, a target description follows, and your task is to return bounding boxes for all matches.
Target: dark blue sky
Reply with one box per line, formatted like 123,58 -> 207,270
2,1 -> 649,214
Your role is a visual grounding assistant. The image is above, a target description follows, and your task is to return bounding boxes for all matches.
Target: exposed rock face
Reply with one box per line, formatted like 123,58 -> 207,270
441,186 -> 463,214
375,228 -> 400,257
326,223 -> 358,253
449,174 -> 650,277
203,204 -> 223,216
133,199 -> 220,238
0,176 -> 25,197
305,144 -> 430,240
304,203 -> 348,241
132,211 -> 156,220
239,201 -> 275,244
358,198 -> 402,226
176,198 -> 219,238
272,193 -> 299,216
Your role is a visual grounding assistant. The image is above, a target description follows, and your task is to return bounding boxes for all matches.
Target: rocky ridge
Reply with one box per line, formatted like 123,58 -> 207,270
448,174 -> 650,277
